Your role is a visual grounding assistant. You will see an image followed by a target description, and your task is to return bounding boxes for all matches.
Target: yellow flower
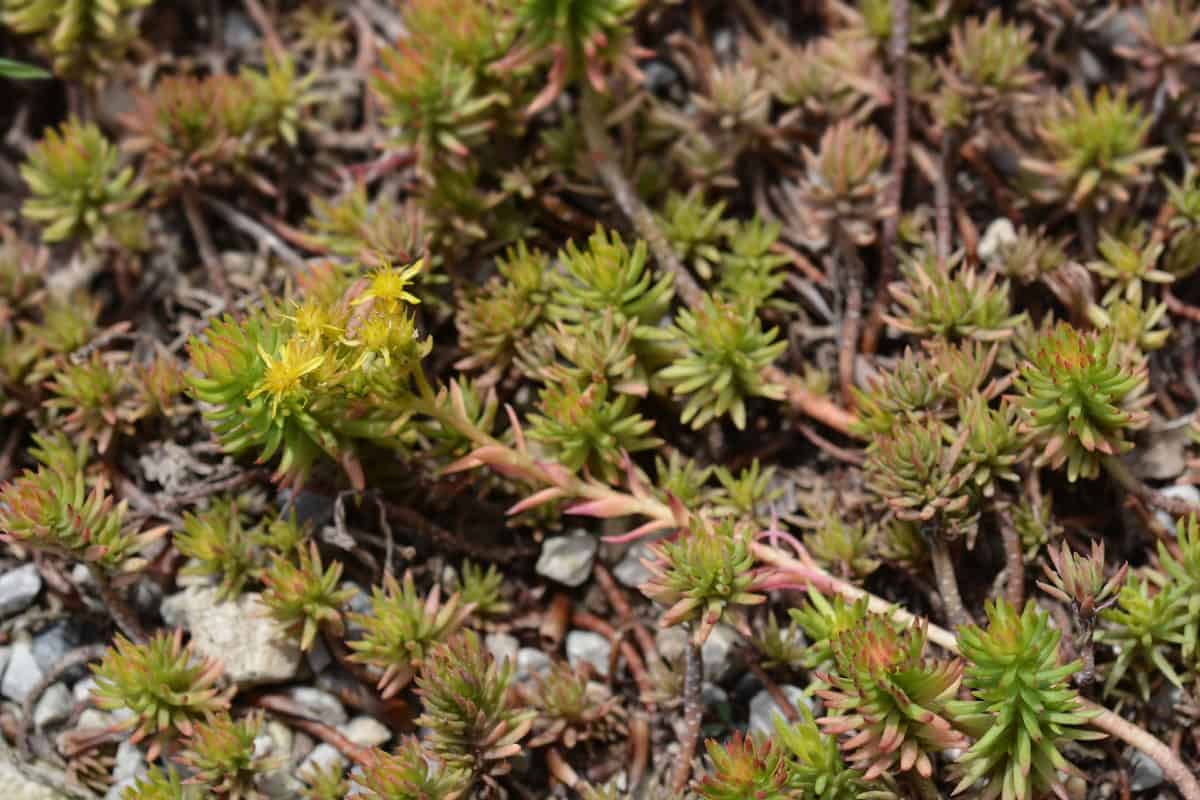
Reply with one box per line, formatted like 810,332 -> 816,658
247,337 -> 325,416
353,261 -> 423,313
287,299 -> 340,341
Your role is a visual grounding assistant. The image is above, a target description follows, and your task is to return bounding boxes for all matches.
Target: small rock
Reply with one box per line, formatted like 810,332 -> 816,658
0,762 -> 70,799
613,542 -> 654,589
73,676 -> 97,703
299,743 -> 346,779
566,630 -> 612,677
1131,420 -> 1192,481
516,647 -> 552,682
1155,484 -> 1200,531
1129,750 -> 1164,792
536,530 -> 598,587
33,682 -> 72,729
163,588 -> 301,687
223,10 -> 259,51
701,683 -> 729,709
0,646 -> 11,684
262,771 -> 306,800
76,709 -> 110,731
655,628 -> 687,665
340,716 -> 390,748
748,686 -> 810,735
1,640 -> 44,703
485,633 -> 519,667
702,625 -> 737,683
33,620 -> 84,673
285,687 -> 348,726
113,738 -> 145,782
305,637 -> 333,676
978,218 -> 1017,263
0,564 -> 41,618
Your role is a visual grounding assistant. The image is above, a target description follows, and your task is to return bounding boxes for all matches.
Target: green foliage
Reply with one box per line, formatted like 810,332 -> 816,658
188,261 -> 431,487
0,56 -> 49,78
641,517 -> 766,645
549,228 -> 674,355
953,395 -> 1026,499
1029,86 -> 1164,208
788,592 -> 876,670
1012,322 -> 1151,481
0,445 -> 158,572
415,631 -> 534,779
178,711 -> 275,797
1158,514 -> 1200,661
817,617 -> 966,779
358,736 -> 471,800
1087,228 -> 1172,305
658,294 -> 786,430
20,118 -> 142,245
936,10 -> 1035,126
175,497 -> 257,600
91,630 -> 232,760
1098,575 -> 1189,699
717,216 -> 790,312
348,571 -> 473,698
773,707 -> 893,800
44,352 -> 140,453
791,120 -> 891,247
864,413 -> 976,537
457,559 -> 510,617
527,379 -> 660,481
950,602 -> 1100,800
1038,540 -> 1127,623
660,190 -> 731,281
697,731 -> 797,800
455,241 -> 551,382
121,766 -> 203,800
260,541 -> 356,651
753,612 -> 808,670
240,53 -> 318,149
886,251 -> 1023,342
527,660 -> 623,748
802,513 -> 880,580
1,0 -> 152,78
710,459 -> 782,525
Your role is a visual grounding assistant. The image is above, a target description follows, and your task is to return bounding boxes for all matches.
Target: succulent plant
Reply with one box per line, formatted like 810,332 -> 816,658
1,0 -> 152,78
1012,322 -> 1151,481
885,250 -> 1024,342
174,497 -> 257,601
641,516 -> 767,645
1098,574 -> 1189,700
1087,228 -> 1172,306
816,616 -> 967,780
660,190 -> 731,281
773,707 -> 894,800
1087,295 -> 1171,352
358,736 -> 471,800
1026,86 -> 1164,209
864,413 -> 977,538
178,711 -> 276,797
457,559 -> 511,617
788,592 -> 877,670
527,379 -> 661,482
952,395 -> 1027,499
935,10 -> 1036,126
91,629 -> 232,760
0,454 -> 159,572
415,631 -> 534,781
259,542 -> 357,651
1157,514 -> 1200,662
526,660 -> 625,748
241,53 -> 318,149
753,612 -> 808,670
697,731 -> 798,800
348,570 -> 473,698
950,601 -> 1101,800
657,294 -> 786,430
779,120 -> 892,248
716,216 -> 790,312
121,766 -> 203,800
20,118 -> 143,245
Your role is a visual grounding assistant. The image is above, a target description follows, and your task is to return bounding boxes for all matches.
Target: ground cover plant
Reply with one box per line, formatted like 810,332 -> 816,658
2,1 -> 1200,798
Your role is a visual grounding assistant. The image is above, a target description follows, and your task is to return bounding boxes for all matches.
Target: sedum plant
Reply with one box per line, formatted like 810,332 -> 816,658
950,601 -> 1100,800
1,0 -> 152,78
1012,322 -> 1151,481
1026,86 -> 1164,209
174,497 -> 257,600
773,708 -> 892,800
1097,574 -> 1189,699
358,736 -> 471,800
816,616 -> 966,780
121,766 -> 203,800
348,570 -> 473,698
178,711 -> 276,798
526,660 -> 625,748
885,251 -> 1024,342
415,631 -> 534,783
259,542 -> 357,651
91,629 -> 232,760
657,294 -> 786,430
1087,228 -> 1172,306
20,118 -> 142,245
697,732 -> 797,800
640,516 -> 767,645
